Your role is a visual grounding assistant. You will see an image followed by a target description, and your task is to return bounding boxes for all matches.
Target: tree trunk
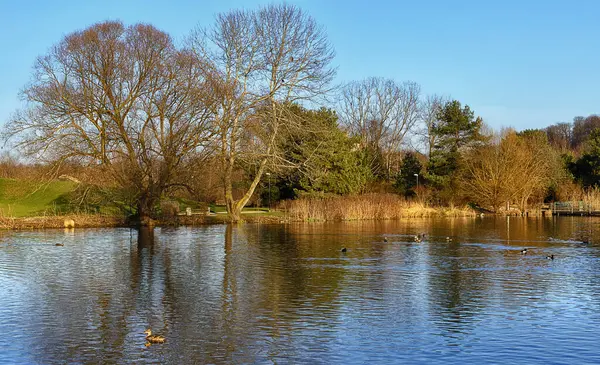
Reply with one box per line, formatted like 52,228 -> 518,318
223,153 -> 243,222
137,193 -> 156,227
229,205 -> 242,223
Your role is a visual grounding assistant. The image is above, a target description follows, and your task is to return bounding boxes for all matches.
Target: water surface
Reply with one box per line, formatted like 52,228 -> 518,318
1,217 -> 600,364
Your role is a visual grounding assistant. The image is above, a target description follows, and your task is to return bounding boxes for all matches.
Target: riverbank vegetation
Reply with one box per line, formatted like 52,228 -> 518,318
281,194 -> 476,221
2,3 -> 600,224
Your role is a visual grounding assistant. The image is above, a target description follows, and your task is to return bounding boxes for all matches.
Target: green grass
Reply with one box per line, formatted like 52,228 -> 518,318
0,178 -> 283,220
0,178 -> 77,217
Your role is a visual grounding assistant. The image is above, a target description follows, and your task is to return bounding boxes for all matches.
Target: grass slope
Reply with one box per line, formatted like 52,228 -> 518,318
0,178 -> 76,217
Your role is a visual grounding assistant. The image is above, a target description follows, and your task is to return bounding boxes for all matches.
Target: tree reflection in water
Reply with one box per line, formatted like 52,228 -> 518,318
2,219 -> 600,364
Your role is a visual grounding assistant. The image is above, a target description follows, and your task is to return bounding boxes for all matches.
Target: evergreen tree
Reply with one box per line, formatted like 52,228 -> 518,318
278,105 -> 373,198
426,100 -> 485,201
394,152 -> 422,197
571,128 -> 600,187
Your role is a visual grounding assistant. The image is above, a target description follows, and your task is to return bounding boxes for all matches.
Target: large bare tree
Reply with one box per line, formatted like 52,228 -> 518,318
4,21 -> 215,223
338,77 -> 421,179
190,4 -> 336,221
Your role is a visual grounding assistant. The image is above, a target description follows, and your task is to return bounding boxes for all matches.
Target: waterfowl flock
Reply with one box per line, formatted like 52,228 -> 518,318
413,233 -> 427,243
520,248 -> 556,260
338,234 -> 557,262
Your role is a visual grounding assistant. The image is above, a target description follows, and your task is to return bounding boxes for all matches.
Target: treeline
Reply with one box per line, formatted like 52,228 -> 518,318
2,4 -> 598,221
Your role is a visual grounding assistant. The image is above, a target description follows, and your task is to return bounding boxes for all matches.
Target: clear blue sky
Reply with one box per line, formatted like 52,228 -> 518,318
1,0 -> 599,131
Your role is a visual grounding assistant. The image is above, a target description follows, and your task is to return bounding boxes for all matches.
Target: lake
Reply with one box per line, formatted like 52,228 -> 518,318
1,217 -> 600,364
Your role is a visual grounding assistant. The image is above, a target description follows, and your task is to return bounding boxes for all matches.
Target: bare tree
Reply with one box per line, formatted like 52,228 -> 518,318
545,122 -> 572,151
460,129 -> 517,212
572,115 -> 600,151
338,77 -> 421,179
4,21 -> 215,224
417,94 -> 446,157
460,130 -> 563,213
507,131 -> 563,213
190,4 -> 336,221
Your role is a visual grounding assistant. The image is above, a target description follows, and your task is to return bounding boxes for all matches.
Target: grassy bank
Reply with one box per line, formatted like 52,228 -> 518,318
0,178 -> 77,217
280,194 -> 477,221
0,178 -> 476,229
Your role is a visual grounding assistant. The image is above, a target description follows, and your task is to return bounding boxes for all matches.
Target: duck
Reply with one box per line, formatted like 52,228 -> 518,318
520,248 -> 528,255
55,243 -> 64,247
546,254 -> 554,260
383,236 -> 389,242
414,235 -> 422,243
341,247 -> 347,253
144,329 -> 165,344
446,237 -> 452,242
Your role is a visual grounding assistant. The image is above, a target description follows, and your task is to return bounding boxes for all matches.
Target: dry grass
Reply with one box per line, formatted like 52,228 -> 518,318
279,194 -> 476,221
0,213 -> 127,230
581,187 -> 600,208
559,185 -> 600,208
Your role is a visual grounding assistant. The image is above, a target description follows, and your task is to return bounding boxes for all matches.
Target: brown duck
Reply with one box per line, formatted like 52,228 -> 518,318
144,329 -> 165,344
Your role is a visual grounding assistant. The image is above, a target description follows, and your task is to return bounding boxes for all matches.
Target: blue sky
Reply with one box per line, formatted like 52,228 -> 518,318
1,0 -> 598,131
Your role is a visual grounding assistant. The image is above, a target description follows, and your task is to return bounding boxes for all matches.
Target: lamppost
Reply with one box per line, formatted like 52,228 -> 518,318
414,173 -> 419,190
266,172 -> 271,211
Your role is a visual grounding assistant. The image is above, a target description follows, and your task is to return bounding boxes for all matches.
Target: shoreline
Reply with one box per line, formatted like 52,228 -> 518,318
0,210 -> 484,230
0,212 -> 561,230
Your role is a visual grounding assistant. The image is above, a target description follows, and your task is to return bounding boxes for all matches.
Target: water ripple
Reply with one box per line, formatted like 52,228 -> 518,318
1,219 -> 600,363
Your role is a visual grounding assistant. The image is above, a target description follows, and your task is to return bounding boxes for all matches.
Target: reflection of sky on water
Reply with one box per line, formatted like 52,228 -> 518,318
1,218 -> 600,363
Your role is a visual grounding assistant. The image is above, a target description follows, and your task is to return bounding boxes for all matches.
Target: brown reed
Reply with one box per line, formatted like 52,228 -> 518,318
279,194 -> 477,221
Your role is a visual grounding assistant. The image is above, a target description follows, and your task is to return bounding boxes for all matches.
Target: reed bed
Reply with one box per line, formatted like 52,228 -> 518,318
280,194 -> 477,221
559,186 -> 600,208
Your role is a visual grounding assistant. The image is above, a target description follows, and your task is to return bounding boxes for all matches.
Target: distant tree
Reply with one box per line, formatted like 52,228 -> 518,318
570,129 -> 600,187
278,105 -> 372,198
3,21 -> 215,223
511,130 -> 564,212
433,100 -> 485,151
426,100 -> 485,202
572,115 -> 600,151
417,94 -> 446,157
338,77 -> 421,180
545,122 -> 572,151
461,130 -> 563,213
394,152 -> 422,197
460,141 -> 507,212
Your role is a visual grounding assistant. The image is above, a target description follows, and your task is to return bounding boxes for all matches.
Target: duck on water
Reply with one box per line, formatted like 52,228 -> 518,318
144,329 -> 165,344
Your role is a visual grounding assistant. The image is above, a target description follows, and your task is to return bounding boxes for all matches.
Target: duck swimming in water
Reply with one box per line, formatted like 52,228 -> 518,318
383,237 -> 389,242
546,254 -> 554,260
341,247 -> 347,253
414,235 -> 422,243
144,329 -> 165,344
521,248 -> 528,254
446,237 -> 452,242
